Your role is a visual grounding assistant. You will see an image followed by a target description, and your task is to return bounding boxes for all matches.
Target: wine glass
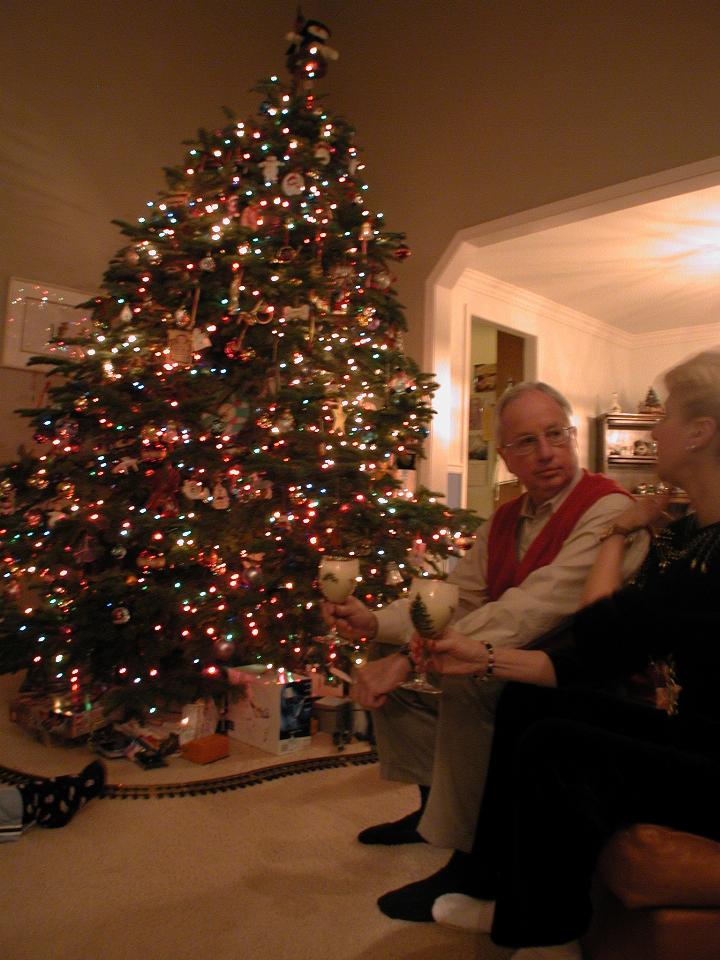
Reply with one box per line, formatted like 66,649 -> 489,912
399,576 -> 459,694
318,555 -> 361,647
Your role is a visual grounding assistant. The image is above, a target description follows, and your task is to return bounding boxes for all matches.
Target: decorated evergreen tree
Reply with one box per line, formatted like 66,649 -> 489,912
0,18 -> 478,718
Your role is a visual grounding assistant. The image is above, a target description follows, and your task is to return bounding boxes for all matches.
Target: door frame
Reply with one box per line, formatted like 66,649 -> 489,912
420,155 -> 720,502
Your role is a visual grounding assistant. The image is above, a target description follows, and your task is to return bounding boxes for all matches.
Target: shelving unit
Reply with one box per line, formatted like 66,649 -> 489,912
595,412 -> 687,506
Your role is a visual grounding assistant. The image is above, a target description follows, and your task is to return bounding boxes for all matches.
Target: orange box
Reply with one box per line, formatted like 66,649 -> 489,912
180,733 -> 230,764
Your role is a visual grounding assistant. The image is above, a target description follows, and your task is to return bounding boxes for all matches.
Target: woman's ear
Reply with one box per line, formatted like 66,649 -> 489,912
688,416 -> 719,450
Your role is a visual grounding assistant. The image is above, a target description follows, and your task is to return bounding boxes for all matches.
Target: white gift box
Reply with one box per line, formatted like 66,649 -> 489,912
179,698 -> 219,745
225,666 -> 312,755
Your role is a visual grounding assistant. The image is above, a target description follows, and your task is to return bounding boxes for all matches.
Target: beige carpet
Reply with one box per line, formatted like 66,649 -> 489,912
1,673 -> 513,960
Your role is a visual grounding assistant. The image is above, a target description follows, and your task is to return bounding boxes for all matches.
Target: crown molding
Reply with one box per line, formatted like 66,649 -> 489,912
455,268 -> 720,350
456,268 -> 635,347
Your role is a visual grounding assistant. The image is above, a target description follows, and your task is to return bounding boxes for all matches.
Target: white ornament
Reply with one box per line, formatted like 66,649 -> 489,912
282,304 -> 311,322
259,154 -> 281,183
112,456 -> 139,475
192,327 -> 212,352
281,172 -> 305,196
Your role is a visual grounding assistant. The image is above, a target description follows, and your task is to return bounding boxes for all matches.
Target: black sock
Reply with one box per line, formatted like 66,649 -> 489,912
377,850 -> 475,922
18,781 -> 42,826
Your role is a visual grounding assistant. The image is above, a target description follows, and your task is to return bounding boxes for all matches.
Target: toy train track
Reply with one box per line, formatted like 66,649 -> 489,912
0,748 -> 377,799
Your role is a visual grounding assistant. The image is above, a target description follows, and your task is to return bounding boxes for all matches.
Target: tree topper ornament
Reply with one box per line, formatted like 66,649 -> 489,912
285,16 -> 339,87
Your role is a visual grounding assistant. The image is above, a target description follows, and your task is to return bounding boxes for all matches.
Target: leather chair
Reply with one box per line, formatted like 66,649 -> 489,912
583,824 -> 720,960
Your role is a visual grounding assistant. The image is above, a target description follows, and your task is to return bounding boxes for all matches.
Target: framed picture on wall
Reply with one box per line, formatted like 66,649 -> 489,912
473,363 -> 497,393
2,277 -> 95,370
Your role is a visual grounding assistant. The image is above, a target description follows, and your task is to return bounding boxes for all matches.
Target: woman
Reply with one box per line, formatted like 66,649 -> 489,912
421,350 -> 720,960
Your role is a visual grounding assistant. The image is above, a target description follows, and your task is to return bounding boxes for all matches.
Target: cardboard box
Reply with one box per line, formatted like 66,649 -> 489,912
181,733 -> 230,764
225,666 -> 312,755
10,693 -> 111,743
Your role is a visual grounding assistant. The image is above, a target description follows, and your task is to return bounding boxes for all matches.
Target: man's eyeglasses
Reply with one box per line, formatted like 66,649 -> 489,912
501,425 -> 576,457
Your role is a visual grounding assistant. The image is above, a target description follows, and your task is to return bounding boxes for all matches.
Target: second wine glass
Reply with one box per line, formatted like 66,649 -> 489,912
400,576 -> 459,694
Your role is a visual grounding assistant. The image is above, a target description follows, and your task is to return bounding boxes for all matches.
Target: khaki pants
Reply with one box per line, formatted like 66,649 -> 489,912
372,656 -> 505,853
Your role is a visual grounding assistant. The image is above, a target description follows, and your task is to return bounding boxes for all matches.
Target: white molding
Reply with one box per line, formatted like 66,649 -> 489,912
628,322 -> 720,349
456,268 -> 635,347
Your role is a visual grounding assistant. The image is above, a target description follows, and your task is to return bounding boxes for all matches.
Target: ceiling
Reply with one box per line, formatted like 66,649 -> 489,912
468,183 -> 720,334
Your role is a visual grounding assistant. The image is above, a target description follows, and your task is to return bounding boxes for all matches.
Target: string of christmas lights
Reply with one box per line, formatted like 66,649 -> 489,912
0,27 -> 479,718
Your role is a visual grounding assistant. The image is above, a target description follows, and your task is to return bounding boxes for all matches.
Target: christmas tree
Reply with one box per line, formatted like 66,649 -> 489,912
0,17 -> 478,718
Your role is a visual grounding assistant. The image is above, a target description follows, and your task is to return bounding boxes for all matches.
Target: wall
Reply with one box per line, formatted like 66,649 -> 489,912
626,326 -> 720,408
2,0 -> 720,463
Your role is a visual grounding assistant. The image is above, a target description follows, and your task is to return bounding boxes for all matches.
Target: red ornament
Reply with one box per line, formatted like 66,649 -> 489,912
393,243 -> 412,261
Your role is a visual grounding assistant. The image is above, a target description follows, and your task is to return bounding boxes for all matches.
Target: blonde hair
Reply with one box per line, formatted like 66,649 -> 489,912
664,349 -> 720,426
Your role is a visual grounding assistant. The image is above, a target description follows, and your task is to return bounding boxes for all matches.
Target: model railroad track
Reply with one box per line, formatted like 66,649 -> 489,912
0,748 -> 378,799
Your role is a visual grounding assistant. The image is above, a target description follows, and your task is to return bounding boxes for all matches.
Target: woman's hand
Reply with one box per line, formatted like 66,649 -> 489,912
321,595 -> 377,642
613,492 -> 672,533
420,627 -> 489,677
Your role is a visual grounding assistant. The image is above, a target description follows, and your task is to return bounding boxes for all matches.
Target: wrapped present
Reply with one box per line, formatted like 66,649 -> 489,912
10,692 -> 111,743
181,733 -> 230,764
179,698 -> 219,745
225,666 -> 312,755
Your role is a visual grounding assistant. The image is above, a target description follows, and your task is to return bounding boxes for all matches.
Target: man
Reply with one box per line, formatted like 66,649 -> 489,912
323,382 -> 648,922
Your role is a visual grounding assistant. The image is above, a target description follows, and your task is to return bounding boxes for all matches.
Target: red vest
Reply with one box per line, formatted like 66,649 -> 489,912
486,470 -> 631,601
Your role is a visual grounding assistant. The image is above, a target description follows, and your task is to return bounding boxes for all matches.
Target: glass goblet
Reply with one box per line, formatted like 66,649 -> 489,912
399,576 -> 459,694
318,555 -> 360,647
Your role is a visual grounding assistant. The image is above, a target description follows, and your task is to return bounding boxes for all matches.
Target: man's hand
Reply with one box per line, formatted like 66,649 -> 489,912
353,654 -> 412,709
321,595 -> 377,642
424,628 -> 487,677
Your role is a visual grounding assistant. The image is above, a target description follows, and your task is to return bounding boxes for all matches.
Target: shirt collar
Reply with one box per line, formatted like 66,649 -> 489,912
520,468 -> 584,520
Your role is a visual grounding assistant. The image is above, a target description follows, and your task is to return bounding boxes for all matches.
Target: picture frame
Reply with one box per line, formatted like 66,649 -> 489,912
2,277 -> 95,370
473,362 -> 497,393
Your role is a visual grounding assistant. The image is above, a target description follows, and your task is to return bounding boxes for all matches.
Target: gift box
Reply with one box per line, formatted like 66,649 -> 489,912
305,666 -> 347,699
225,666 -> 312,755
179,698 -> 219,745
181,733 -> 230,764
10,692 -> 112,743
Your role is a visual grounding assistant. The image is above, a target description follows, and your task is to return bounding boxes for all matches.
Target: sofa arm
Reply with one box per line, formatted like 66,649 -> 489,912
597,824 -> 720,908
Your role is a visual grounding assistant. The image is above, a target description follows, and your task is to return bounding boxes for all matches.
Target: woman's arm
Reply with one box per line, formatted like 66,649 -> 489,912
580,494 -> 670,606
422,628 -> 558,686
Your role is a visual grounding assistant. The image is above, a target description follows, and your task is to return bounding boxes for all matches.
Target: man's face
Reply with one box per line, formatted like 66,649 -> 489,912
498,390 -> 578,506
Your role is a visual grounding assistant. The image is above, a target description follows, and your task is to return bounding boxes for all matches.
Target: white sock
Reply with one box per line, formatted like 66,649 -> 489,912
431,893 -> 496,932
510,941 -> 583,960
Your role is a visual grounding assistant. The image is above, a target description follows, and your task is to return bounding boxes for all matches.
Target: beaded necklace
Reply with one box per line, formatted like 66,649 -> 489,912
633,515 -> 720,586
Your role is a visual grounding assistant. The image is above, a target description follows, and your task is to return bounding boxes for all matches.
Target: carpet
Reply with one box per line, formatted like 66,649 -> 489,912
1,673 -> 513,960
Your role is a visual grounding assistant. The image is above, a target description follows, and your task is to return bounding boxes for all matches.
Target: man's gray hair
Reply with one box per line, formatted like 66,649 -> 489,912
494,381 -> 573,447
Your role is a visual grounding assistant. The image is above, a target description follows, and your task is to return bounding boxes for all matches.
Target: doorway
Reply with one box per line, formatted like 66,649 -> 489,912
467,323 -> 525,518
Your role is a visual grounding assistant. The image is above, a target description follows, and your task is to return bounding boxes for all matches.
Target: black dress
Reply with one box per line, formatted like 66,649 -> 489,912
466,515 -> 720,949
